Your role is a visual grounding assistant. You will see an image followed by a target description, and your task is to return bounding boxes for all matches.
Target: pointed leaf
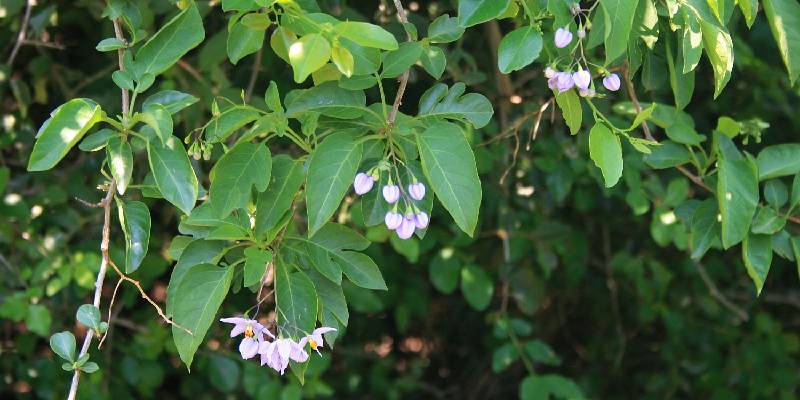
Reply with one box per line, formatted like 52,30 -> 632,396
134,4 -> 205,76
209,141 -> 272,218
588,122 -> 623,187
28,99 -> 103,171
306,134 -> 362,236
147,135 -> 198,215
118,201 -> 151,273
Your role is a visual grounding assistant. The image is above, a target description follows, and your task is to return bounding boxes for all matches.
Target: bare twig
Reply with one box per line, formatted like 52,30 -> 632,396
7,0 -> 34,68
245,47 -> 263,103
97,278 -> 124,348
695,261 -> 749,322
387,0 -> 410,126
112,19 -> 130,116
622,63 -> 654,141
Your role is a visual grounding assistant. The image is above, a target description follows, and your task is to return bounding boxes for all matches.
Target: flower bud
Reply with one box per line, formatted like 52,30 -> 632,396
554,28 -> 573,48
396,216 -> 416,239
577,28 -> 586,39
578,88 -> 596,97
544,66 -> 556,79
556,72 -> 574,93
353,172 -> 375,195
384,211 -> 403,230
414,211 -> 429,229
408,182 -> 426,201
603,73 -> 621,91
572,69 -> 591,89
382,184 -> 400,204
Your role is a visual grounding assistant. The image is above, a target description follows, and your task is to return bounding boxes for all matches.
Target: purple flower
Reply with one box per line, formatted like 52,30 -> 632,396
353,172 -> 375,195
258,338 -> 307,375
572,69 -> 591,90
544,66 -> 556,79
220,317 -> 267,359
556,72 -> 574,92
299,327 -> 337,356
414,211 -> 429,229
554,28 -> 573,48
603,73 -> 621,91
396,215 -> 416,239
382,184 -> 400,204
408,182 -> 426,201
385,211 -> 403,230
579,88 -> 595,97
547,75 -> 559,90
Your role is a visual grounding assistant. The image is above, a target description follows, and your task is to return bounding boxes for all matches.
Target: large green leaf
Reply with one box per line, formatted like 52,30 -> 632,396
309,270 -> 348,326
107,136 -> 133,195
716,133 -> 758,248
417,121 -> 482,236
134,4 -> 205,76
690,200 -> 720,259
742,233 -> 772,295
498,26 -> 543,74
751,207 -> 786,235
166,240 -> 227,316
227,20 -> 265,65
255,155 -> 305,237
140,104 -> 173,144
334,21 -> 398,50
243,247 -> 272,287
420,44 -> 446,79
460,264 -> 494,311
683,0 -> 733,97
681,9 -> 703,73
418,83 -> 494,129
458,0 -> 511,27
289,33 -> 331,83
588,122 -> 623,188
28,99 -> 103,171
555,90 -> 582,135
428,14 -> 465,43
666,34 -> 695,110
172,264 -> 233,369
285,82 -> 367,119
49,331 -> 76,362
602,0 -> 640,64
756,144 -> 800,180
142,90 -> 198,115
275,263 -> 318,337
381,41 -> 423,78
147,135 -> 198,215
738,0 -> 758,27
643,141 -> 691,169
305,133 -> 362,236
763,0 -> 800,84
209,141 -> 271,218
117,201 -> 151,274
205,106 -> 260,143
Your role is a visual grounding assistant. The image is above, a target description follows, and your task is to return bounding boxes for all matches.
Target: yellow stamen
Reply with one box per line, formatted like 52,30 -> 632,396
309,338 -> 318,350
244,323 -> 254,338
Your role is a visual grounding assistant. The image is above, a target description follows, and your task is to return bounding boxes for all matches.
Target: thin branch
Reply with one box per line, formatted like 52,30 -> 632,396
622,63 -> 654,141
21,39 -> 66,50
7,0 -> 34,68
694,261 -> 749,322
387,0 -> 410,126
112,18 -> 130,116
245,47 -> 263,103
97,278 -> 124,348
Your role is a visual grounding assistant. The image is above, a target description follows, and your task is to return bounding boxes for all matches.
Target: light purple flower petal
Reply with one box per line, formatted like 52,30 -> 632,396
385,211 -> 403,230
547,75 -> 559,90
239,337 -> 260,359
544,66 -> 556,79
396,216 -> 415,239
289,340 -> 309,362
353,172 -> 374,195
414,212 -> 429,229
556,72 -> 574,93
603,74 -> 621,91
408,182 -> 426,201
382,184 -> 400,204
572,69 -> 591,89
554,28 -> 573,48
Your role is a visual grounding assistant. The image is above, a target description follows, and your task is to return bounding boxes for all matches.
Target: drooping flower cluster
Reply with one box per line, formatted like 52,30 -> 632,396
220,317 -> 335,375
546,24 -> 621,97
353,169 -> 429,240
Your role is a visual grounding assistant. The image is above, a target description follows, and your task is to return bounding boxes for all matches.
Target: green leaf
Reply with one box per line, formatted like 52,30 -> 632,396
309,270 -> 349,325
241,12 -> 271,29
417,122 -> 482,236
331,44 -> 355,77
140,104 -> 173,144
134,4 -> 205,77
716,133 -> 759,248
209,141 -> 271,218
419,45 -> 446,79
79,128 -> 117,152
588,122 -> 623,188
106,136 -> 133,195
172,264 -> 233,370
492,343 -> 520,373
76,304 -> 102,333
418,83 -> 494,129
26,304 -> 51,337
738,0 -> 758,27
690,200 -> 720,259
764,179 -> 789,208
49,331 -> 76,362
643,141 -> 691,169
791,173 -> 800,210
665,122 -> 704,145
602,0 -> 640,64
255,155 -> 305,237
341,38 -> 381,75
751,207 -> 786,235
166,240 -> 228,316
285,82 -> 367,119
111,70 -> 135,91
555,90 -> 582,135
205,106 -> 260,143
243,247 -> 272,287
763,0 -> 800,84
428,14 -> 465,43
289,33 -> 331,83
497,26 -> 543,73
142,90 -> 198,115
80,361 -> 99,374
147,135 -> 198,215
681,9 -> 703,73
28,98 -> 103,171
756,144 -> 800,180
698,16 -> 733,97
275,263 -> 318,336
520,374 -> 584,400
458,0 -> 511,28
117,201 -> 151,273
96,37 -> 126,52
742,233 -> 772,295
381,41 -> 423,78
334,21 -> 398,50
460,264 -> 494,311
429,248 -> 461,294
666,34 -> 695,110
791,236 -> 800,279
306,134 -> 362,236
227,21 -> 265,65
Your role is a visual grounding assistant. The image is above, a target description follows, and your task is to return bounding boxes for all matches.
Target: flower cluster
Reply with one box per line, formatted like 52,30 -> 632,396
547,25 -> 621,97
353,170 -> 429,240
220,317 -> 335,375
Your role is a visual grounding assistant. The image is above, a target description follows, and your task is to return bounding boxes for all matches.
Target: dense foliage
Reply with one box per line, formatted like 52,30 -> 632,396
3,0 -> 800,398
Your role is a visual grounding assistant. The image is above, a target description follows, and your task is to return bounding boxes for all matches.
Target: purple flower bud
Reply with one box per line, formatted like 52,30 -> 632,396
554,28 -> 573,48
579,87 -> 596,97
577,28 -> 586,39
556,72 -> 574,92
572,69 -> 591,89
544,66 -> 556,79
603,73 -> 621,91
547,75 -> 559,90
382,184 -> 400,203
396,216 -> 415,239
353,172 -> 374,195
414,211 -> 429,229
384,211 -> 403,230
408,182 -> 426,201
